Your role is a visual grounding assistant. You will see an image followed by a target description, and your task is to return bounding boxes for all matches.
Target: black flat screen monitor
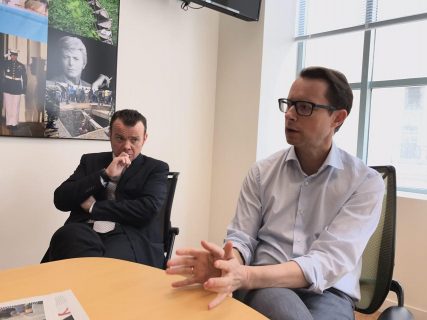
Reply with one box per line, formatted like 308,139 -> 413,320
189,0 -> 261,21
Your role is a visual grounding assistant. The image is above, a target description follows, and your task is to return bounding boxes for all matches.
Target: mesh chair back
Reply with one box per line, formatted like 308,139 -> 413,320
157,172 -> 179,268
356,166 -> 396,314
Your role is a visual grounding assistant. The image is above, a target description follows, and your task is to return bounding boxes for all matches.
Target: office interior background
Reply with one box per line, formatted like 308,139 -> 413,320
0,0 -> 425,318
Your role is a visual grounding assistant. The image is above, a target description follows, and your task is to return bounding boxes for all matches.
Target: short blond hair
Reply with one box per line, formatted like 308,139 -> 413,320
58,36 -> 87,65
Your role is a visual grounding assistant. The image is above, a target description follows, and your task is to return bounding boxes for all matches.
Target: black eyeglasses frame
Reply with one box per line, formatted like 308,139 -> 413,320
278,98 -> 337,116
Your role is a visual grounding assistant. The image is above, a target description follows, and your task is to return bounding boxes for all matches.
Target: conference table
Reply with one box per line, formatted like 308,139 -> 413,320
0,257 -> 267,319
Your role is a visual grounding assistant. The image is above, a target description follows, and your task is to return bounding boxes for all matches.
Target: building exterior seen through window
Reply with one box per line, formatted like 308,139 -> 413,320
295,0 -> 427,194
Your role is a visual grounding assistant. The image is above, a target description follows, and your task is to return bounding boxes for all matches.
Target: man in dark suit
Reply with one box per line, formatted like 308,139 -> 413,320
43,109 -> 169,268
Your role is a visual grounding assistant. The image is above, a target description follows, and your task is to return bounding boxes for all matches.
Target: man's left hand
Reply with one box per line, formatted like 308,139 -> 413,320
166,240 -> 248,310
203,241 -> 248,309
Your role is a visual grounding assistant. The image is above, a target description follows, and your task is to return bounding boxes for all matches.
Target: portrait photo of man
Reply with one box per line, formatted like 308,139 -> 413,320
45,28 -> 118,140
52,36 -> 91,88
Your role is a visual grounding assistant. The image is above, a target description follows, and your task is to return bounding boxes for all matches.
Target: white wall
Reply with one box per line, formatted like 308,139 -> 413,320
208,10 -> 264,245
115,0 -> 219,253
0,0 -> 219,269
387,196 -> 427,318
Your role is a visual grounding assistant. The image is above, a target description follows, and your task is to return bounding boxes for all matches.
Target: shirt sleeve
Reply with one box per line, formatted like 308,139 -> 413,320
226,165 -> 263,265
292,169 -> 385,293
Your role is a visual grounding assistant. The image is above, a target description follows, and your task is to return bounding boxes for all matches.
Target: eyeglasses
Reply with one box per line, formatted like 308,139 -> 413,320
278,98 -> 337,116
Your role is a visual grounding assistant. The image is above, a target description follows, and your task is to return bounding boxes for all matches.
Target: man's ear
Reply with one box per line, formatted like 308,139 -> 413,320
333,109 -> 348,129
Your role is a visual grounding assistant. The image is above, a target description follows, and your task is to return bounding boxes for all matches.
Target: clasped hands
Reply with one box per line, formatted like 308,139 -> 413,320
80,152 -> 131,212
166,240 -> 248,309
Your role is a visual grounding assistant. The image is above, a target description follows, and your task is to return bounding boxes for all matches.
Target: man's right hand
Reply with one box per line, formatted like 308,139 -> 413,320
91,74 -> 111,91
105,152 -> 131,180
166,241 -> 244,309
165,240 -> 225,287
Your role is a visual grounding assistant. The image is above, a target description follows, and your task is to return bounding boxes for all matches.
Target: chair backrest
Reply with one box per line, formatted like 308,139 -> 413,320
356,166 -> 396,313
157,172 -> 179,268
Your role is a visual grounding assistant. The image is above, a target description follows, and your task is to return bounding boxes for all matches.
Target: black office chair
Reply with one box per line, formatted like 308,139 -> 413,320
356,166 -> 413,320
160,172 -> 180,269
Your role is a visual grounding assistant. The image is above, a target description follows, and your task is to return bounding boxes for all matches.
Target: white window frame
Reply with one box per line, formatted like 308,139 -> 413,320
295,0 -> 427,195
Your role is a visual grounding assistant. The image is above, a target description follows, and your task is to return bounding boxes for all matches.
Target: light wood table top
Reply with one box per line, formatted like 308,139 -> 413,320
0,257 -> 267,319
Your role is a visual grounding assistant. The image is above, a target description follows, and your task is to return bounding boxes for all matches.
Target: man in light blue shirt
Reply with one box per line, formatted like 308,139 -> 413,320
167,66 -> 384,320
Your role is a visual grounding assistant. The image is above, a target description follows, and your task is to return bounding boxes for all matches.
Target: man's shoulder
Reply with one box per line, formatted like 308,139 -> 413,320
50,75 -> 66,83
80,152 -> 111,161
245,148 -> 290,180
8,60 -> 25,67
48,75 -> 91,88
255,148 -> 290,168
80,79 -> 91,88
336,147 -> 367,170
141,154 -> 169,170
336,147 -> 381,180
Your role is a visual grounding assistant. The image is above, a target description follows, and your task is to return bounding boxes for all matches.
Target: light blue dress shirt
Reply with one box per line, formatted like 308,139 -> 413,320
226,143 -> 384,300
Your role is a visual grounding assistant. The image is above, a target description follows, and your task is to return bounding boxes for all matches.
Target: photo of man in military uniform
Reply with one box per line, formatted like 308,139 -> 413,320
1,49 -> 27,132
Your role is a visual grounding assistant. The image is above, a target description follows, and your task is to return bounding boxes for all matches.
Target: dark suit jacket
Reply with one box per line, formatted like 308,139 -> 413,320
54,152 -> 169,268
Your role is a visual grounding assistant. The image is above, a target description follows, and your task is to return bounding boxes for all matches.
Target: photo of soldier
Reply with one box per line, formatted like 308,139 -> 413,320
0,33 -> 47,138
45,28 -> 117,140
1,49 -> 27,132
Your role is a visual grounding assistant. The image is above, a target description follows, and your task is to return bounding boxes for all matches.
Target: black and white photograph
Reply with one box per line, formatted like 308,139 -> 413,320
45,28 -> 117,140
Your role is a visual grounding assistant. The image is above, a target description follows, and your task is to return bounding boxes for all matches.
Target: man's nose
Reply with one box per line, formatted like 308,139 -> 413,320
123,140 -> 132,149
285,105 -> 297,120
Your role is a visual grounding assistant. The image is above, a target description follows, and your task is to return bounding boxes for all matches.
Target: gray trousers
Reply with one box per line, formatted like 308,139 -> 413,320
234,287 -> 355,320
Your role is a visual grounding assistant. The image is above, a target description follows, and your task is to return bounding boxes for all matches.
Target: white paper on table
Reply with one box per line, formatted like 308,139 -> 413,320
0,289 -> 89,319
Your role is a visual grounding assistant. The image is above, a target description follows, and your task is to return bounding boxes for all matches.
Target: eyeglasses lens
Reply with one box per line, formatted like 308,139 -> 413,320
295,102 -> 313,116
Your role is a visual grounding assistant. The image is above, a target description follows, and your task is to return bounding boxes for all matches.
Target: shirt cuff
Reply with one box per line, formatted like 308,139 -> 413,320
89,201 -> 96,214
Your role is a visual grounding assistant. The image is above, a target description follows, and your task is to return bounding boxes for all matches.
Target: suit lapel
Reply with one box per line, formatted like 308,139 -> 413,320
92,153 -> 113,174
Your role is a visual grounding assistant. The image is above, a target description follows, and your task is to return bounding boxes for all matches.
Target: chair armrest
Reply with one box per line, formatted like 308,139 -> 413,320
390,280 -> 404,307
163,227 -> 180,269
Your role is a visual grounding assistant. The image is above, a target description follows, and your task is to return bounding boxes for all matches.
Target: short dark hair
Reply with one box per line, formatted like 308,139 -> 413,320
109,109 -> 147,133
299,66 -> 353,116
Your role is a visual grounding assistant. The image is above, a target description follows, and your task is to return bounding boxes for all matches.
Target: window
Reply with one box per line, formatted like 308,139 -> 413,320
295,0 -> 427,195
